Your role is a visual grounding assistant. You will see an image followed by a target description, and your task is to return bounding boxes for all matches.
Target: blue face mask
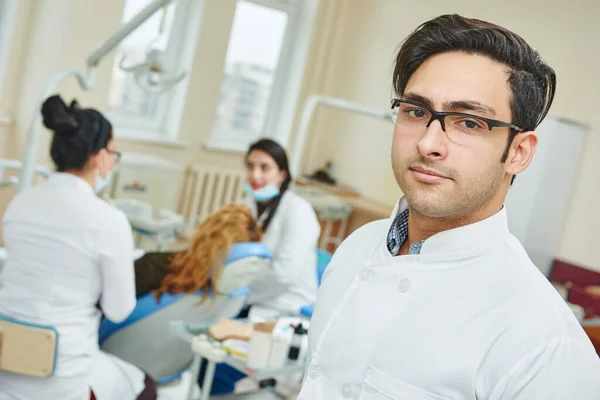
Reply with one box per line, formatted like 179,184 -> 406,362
95,170 -> 112,194
244,183 -> 280,202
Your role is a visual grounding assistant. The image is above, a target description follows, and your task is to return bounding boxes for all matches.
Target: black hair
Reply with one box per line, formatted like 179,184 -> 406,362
41,94 -> 113,172
246,138 -> 292,232
393,14 -> 556,184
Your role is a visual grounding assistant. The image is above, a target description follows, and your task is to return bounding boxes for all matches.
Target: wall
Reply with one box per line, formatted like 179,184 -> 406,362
302,0 -> 600,270
0,0 -> 35,226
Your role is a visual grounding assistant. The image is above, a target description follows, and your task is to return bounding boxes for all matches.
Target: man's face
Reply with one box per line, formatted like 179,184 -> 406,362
392,51 -> 519,218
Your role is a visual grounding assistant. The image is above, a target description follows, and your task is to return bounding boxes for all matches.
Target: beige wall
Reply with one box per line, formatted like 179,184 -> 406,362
303,0 -> 600,270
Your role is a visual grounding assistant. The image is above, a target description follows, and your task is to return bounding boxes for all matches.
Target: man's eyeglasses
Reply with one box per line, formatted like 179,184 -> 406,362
390,98 -> 523,144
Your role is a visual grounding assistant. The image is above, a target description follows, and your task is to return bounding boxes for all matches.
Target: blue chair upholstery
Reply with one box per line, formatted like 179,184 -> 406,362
316,249 -> 332,286
300,304 -> 314,318
99,242 -> 271,384
225,242 -> 271,264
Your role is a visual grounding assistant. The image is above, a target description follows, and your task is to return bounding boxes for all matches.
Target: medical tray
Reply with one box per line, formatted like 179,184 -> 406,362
168,321 -> 306,382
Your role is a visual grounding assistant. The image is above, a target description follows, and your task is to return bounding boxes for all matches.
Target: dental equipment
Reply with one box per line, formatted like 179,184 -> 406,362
17,0 -> 190,193
115,198 -> 186,251
289,94 -> 396,180
117,2 -> 186,93
0,158 -> 51,188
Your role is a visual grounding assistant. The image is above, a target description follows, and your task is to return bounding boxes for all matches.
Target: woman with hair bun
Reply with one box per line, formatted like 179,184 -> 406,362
0,95 -> 156,400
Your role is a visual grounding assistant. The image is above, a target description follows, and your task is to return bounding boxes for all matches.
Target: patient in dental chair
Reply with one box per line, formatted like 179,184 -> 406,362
133,204 -> 262,300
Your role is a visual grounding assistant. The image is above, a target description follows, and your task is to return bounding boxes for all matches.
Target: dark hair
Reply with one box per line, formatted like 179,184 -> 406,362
393,14 -> 556,183
246,138 -> 292,232
41,95 -> 113,172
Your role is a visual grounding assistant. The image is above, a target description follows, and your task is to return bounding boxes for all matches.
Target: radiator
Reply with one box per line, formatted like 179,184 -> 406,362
179,165 -> 246,224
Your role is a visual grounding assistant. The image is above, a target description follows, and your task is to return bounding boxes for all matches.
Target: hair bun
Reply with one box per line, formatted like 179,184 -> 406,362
41,95 -> 80,135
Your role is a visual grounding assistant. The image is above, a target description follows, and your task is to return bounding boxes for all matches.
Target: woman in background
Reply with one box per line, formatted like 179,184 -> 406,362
241,138 -> 321,318
0,95 -> 155,400
199,138 -> 321,395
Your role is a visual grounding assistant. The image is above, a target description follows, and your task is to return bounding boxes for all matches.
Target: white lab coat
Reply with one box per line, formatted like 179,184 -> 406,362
245,190 -> 320,318
298,198 -> 600,400
0,173 -> 145,400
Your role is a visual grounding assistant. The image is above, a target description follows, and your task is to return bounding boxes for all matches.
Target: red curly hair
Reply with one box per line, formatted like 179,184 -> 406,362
154,204 -> 262,301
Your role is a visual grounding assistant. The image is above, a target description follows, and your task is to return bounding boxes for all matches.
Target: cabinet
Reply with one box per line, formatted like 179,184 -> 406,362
504,116 -> 588,276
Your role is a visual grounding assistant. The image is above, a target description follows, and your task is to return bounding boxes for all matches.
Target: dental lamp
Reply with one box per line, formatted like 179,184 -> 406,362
15,0 -> 187,192
289,94 -> 396,181
119,48 -> 186,93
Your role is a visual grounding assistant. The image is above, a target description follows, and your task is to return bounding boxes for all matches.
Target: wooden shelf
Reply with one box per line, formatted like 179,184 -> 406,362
296,177 -> 392,219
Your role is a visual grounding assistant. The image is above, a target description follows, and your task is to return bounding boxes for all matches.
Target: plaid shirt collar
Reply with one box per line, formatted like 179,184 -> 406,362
387,207 -> 424,256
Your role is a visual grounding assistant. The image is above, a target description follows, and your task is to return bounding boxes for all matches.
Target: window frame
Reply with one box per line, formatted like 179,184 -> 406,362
207,0 -> 319,152
106,0 -> 205,142
0,0 -> 17,107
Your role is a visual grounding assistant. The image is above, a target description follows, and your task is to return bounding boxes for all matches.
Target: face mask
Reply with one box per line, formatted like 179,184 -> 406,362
95,170 -> 112,194
243,183 -> 280,202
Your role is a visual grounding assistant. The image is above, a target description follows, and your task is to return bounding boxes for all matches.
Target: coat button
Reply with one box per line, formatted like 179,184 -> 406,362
397,278 -> 411,293
308,364 -> 320,379
358,268 -> 371,281
342,382 -> 352,398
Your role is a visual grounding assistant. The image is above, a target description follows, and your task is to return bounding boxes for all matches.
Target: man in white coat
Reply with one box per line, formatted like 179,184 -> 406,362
298,14 -> 600,400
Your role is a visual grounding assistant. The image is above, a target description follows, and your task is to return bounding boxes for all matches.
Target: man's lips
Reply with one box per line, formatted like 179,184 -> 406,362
409,165 -> 450,182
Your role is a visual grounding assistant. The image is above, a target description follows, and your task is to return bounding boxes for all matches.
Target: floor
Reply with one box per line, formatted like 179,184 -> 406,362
156,372 -> 301,400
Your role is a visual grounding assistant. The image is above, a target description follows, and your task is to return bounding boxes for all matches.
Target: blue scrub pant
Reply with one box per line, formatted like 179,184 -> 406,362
198,360 -> 246,395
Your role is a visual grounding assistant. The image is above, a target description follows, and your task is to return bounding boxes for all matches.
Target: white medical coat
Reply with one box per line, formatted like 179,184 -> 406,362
298,199 -> 600,400
245,190 -> 320,318
0,173 -> 144,400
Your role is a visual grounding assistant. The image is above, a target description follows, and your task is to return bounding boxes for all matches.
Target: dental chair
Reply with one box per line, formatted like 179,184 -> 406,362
299,249 -> 332,318
98,242 -> 272,384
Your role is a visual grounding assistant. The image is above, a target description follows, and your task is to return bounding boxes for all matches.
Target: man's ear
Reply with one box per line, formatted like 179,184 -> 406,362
505,131 -> 537,176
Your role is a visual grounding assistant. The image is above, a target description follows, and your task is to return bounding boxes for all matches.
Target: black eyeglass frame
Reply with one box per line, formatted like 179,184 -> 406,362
107,150 -> 122,162
390,98 -> 524,133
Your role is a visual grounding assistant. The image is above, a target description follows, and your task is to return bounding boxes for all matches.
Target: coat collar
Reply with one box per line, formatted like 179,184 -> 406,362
389,197 -> 510,256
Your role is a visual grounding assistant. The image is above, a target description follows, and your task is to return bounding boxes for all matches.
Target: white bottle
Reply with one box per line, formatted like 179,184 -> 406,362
247,328 -> 273,370
267,332 -> 291,369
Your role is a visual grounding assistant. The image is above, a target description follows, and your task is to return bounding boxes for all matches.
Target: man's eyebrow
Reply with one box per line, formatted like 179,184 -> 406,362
402,93 -> 434,108
402,93 -> 498,117
444,100 -> 497,117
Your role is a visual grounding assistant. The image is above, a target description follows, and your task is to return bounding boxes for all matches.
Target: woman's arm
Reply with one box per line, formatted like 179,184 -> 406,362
97,212 -> 136,323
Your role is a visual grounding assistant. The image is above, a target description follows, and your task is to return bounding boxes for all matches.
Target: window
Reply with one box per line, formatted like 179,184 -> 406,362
107,0 -> 204,140
0,0 -> 17,104
208,0 -> 318,152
